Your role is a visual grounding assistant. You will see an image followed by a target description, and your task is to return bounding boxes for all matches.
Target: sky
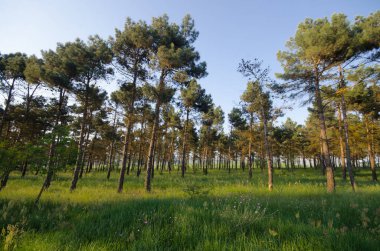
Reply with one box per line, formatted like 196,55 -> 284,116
0,0 -> 379,127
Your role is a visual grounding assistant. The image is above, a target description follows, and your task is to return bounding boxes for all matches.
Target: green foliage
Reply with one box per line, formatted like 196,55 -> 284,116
0,142 -> 22,173
183,182 -> 212,198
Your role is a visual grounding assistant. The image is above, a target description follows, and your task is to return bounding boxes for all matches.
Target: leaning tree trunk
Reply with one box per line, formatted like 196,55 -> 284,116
71,81 -> 90,191
0,171 -> 10,191
314,67 -> 335,192
35,88 -> 65,204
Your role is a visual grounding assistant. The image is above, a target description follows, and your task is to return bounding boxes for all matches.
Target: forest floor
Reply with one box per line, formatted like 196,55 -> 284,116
0,167 -> 379,250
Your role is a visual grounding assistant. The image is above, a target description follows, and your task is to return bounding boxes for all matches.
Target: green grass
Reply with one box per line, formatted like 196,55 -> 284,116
1,168 -> 379,250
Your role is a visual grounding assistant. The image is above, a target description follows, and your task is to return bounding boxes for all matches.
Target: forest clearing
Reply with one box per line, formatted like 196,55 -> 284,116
0,1 -> 379,250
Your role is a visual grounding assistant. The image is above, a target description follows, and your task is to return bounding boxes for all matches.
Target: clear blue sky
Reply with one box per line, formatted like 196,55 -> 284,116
1,0 -> 379,126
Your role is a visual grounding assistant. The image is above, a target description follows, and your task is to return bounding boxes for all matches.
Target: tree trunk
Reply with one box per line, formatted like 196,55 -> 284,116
107,107 -> 118,179
262,110 -> 273,191
339,65 -> 355,190
145,71 -> 166,191
0,171 -> 10,191
118,70 -> 138,193
71,81 -> 90,191
337,105 -> 347,179
365,117 -> 377,182
314,67 -> 335,192
248,114 -> 253,178
35,88 -> 65,203
181,109 -> 190,177
21,160 -> 28,177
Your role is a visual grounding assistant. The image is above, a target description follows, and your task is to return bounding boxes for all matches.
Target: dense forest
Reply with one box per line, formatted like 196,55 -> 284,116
0,11 -> 379,204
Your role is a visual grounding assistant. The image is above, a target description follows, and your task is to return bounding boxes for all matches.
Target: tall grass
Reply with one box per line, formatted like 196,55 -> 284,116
0,168 -> 379,250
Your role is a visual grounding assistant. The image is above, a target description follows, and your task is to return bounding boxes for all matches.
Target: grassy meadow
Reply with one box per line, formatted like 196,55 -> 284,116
0,168 -> 379,250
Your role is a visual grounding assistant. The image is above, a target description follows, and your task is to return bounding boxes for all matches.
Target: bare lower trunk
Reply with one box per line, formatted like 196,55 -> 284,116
145,101 -> 160,191
21,160 -> 28,177
118,71 -> 138,193
181,109 -> 190,178
262,111 -> 273,191
107,106 -> 118,179
314,67 -> 335,192
0,171 -> 10,191
35,88 -> 65,203
339,65 -> 355,190
248,114 -> 253,178
337,104 -> 347,180
365,117 -> 377,182
145,71 -> 166,191
71,82 -> 90,191
118,122 -> 133,192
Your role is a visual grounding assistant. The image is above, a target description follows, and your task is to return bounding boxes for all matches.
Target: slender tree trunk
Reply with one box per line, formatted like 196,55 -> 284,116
248,114 -> 253,179
339,65 -> 355,190
262,111 -> 273,191
79,122 -> 92,179
337,105 -> 347,180
314,67 -> 335,192
35,88 -> 65,203
365,117 -> 377,181
181,109 -> 190,177
71,81 -> 90,191
0,171 -> 10,191
21,160 -> 28,177
118,70 -> 138,193
302,153 -> 306,169
107,107 -> 118,179
145,71 -> 166,191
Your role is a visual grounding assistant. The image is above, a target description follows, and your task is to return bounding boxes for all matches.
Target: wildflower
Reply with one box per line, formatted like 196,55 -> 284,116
340,226 -> 348,234
328,219 -> 333,228
268,229 -> 278,237
350,203 -> 358,209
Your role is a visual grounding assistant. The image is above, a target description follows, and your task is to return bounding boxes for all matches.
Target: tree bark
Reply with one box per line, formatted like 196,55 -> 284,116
314,66 -> 335,192
181,109 -> 190,177
35,88 -> 65,203
338,65 -> 355,190
262,110 -> 273,191
365,117 -> 377,182
118,67 -> 139,192
145,70 -> 166,191
248,113 -> 253,179
71,81 -> 90,191
107,106 -> 118,179
337,104 -> 347,180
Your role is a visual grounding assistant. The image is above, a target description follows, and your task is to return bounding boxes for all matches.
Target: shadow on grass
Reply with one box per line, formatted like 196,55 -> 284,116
1,188 -> 379,250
